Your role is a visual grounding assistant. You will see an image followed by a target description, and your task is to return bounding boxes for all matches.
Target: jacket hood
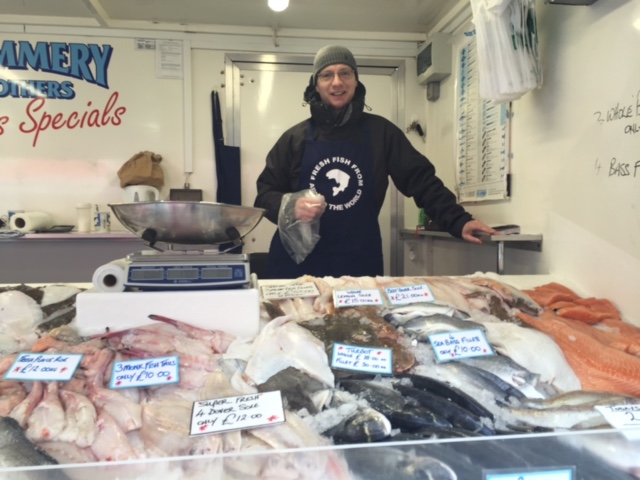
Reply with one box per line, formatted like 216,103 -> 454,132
303,75 -> 367,127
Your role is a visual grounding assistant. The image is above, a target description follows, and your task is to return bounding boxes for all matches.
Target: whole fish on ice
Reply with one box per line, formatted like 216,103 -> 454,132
0,416 -> 70,479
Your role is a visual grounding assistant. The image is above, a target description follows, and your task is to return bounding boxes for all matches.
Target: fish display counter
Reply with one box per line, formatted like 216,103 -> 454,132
1,427 -> 639,479
1,273 -> 640,479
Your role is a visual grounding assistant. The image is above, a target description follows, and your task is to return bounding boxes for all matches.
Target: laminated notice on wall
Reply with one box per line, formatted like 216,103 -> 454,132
156,40 -> 183,79
455,33 -> 510,202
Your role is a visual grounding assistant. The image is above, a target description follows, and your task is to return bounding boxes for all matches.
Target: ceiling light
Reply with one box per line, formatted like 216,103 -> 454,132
268,0 -> 289,12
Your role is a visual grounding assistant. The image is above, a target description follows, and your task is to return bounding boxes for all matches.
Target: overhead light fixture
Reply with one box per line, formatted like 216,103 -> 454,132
268,0 -> 289,12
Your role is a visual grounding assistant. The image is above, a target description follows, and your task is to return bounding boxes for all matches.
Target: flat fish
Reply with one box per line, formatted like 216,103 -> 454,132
257,366 -> 330,414
0,285 -> 45,303
245,316 -> 334,388
300,313 -> 415,372
0,291 -> 42,354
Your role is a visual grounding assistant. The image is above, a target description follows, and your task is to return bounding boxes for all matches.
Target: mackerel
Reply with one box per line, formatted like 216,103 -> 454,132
395,372 -> 495,420
394,383 -> 494,435
339,379 -> 452,431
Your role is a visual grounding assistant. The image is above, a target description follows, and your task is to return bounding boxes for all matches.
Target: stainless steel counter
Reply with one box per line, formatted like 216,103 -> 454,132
399,229 -> 543,275
0,230 -> 147,283
17,231 -> 139,240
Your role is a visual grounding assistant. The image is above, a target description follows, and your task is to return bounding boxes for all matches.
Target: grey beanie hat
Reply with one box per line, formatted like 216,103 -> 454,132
313,45 -> 358,84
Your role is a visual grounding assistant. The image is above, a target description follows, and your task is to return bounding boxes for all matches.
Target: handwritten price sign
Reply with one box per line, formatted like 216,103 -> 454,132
385,284 -> 435,305
4,353 -> 83,382
429,329 -> 494,362
190,391 -> 285,436
595,404 -> 640,439
333,289 -> 383,307
109,355 -> 179,389
260,282 -> 320,300
331,343 -> 393,375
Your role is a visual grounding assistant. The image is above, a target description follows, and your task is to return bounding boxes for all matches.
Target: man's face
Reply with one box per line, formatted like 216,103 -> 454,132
315,64 -> 357,112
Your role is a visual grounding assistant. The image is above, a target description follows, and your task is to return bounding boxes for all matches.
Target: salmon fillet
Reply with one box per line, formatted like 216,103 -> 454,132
598,317 -> 640,337
535,282 -> 580,297
574,297 -> 621,318
551,314 -> 638,354
524,290 -> 578,307
517,311 -> 640,397
554,305 -> 613,325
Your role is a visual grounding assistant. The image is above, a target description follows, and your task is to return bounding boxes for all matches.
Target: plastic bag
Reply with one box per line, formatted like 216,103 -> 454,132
470,0 -> 541,103
117,151 -> 165,188
278,189 -> 325,264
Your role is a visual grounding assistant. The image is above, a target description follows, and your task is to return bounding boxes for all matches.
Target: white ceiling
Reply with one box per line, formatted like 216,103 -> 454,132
0,0 -> 467,39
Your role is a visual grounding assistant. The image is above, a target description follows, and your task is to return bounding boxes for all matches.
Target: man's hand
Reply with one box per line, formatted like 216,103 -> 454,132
461,220 -> 499,244
294,195 -> 326,222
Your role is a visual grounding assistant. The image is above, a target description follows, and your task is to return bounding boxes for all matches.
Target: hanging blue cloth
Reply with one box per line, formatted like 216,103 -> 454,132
211,91 -> 242,252
211,91 -> 241,206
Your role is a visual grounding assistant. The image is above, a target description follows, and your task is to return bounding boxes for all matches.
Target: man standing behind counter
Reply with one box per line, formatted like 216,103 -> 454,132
254,45 -> 497,279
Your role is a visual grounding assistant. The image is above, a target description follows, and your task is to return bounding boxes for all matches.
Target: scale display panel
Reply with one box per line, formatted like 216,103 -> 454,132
123,253 -> 250,290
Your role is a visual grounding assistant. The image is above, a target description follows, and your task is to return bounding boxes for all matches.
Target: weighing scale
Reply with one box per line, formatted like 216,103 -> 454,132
124,250 -> 250,290
75,201 -> 266,337
110,200 -> 265,291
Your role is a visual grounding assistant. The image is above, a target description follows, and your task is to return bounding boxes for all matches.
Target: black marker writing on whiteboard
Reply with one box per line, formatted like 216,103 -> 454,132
592,89 -> 640,134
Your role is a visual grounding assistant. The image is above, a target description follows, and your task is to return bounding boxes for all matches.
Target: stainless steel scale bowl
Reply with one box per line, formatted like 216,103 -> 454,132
108,201 -> 265,248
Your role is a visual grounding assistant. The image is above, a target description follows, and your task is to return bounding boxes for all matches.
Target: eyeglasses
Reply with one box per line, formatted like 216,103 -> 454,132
317,69 -> 355,83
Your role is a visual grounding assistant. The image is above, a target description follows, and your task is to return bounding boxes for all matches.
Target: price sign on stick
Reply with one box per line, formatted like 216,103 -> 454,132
190,391 -> 285,436
4,353 -> 83,382
595,405 -> 640,439
429,329 -> 494,362
109,356 -> 179,389
385,284 -> 435,305
333,289 -> 383,307
331,343 -> 393,375
260,282 -> 320,300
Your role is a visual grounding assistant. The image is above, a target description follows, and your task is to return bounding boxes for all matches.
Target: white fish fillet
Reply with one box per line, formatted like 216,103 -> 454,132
245,316 -> 334,387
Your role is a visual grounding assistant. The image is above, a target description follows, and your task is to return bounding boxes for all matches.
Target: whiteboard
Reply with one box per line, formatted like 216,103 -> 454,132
530,1 -> 640,261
